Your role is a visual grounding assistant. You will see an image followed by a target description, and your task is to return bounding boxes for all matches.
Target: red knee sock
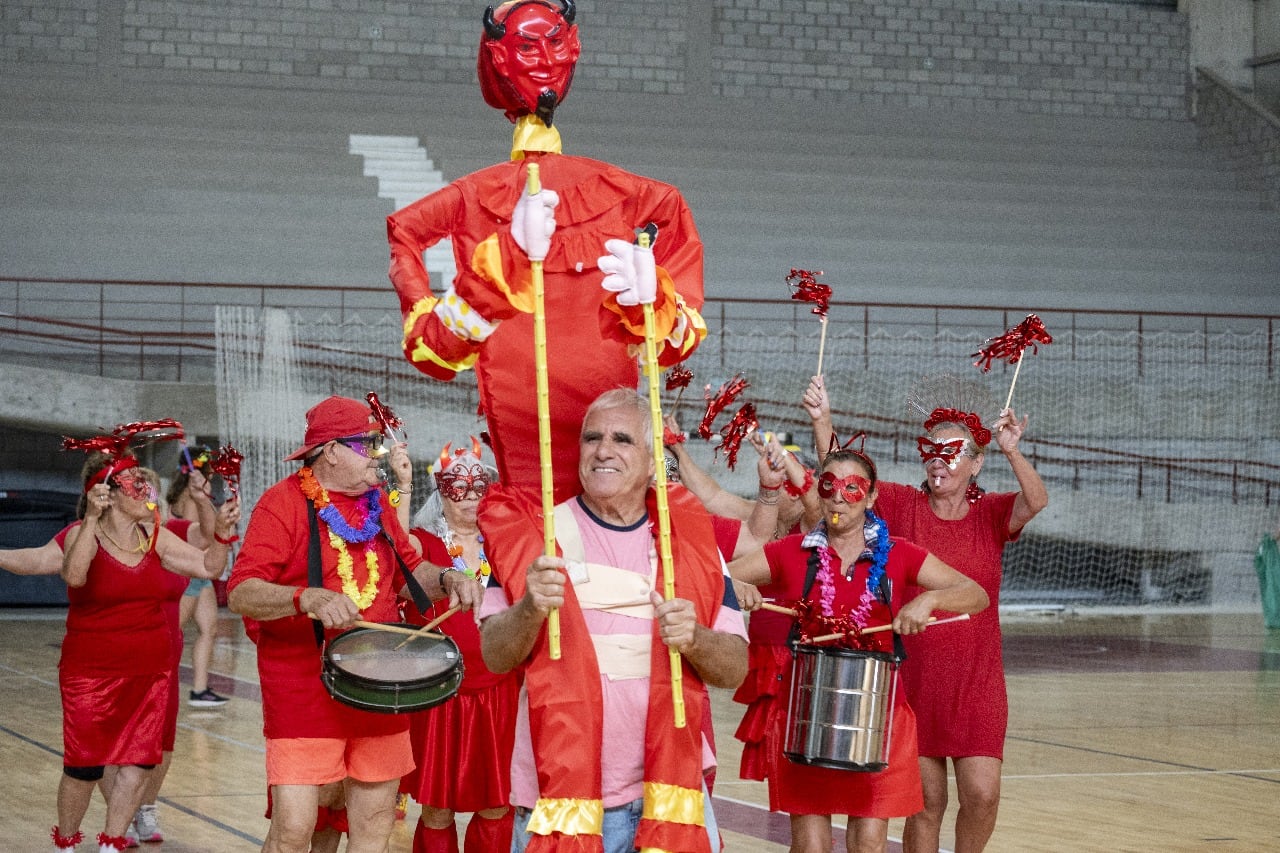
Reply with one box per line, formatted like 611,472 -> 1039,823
413,820 -> 459,853
463,811 -> 514,853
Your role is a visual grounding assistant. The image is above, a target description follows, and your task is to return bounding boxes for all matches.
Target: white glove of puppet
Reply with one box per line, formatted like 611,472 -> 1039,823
598,238 -> 657,306
511,186 -> 559,262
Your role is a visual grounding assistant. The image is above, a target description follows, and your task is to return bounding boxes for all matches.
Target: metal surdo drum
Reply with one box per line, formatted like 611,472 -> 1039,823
322,625 -> 463,714
784,643 -> 899,772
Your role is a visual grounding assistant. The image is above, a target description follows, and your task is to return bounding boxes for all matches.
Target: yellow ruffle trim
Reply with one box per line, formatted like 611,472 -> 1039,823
641,780 -> 705,826
526,796 -> 604,837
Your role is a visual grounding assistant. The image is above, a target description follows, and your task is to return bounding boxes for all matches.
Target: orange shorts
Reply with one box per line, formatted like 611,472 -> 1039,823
265,731 -> 414,786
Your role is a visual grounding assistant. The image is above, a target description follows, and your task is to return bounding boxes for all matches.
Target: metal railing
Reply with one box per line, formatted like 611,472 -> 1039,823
4,276 -> 1276,381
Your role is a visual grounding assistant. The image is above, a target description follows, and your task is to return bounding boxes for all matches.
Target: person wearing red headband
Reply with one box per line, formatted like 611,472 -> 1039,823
51,453 -> 239,853
388,0 -> 707,505
805,374 -> 1048,853
227,395 -> 482,853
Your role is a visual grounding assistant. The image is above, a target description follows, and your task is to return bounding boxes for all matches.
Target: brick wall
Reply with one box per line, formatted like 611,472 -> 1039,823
1196,68 -> 1280,209
1,0 -> 1189,120
712,0 -> 1189,119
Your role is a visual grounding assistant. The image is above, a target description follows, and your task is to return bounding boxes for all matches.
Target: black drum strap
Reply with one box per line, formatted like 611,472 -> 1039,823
382,529 -> 432,615
786,546 -> 825,649
877,573 -> 907,664
306,502 -> 325,648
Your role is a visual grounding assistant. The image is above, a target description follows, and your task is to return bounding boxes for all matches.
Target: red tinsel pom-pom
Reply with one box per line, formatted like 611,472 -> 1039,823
209,444 -> 244,497
973,313 -> 1053,372
715,403 -> 758,470
786,268 -> 833,318
697,374 -> 749,440
366,391 -> 405,438
664,364 -> 693,392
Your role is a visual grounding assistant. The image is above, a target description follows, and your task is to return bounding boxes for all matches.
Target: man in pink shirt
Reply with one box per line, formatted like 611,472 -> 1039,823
478,388 -> 748,853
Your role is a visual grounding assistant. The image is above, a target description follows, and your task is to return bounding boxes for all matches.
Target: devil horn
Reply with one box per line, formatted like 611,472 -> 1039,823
483,5 -> 505,39
560,0 -> 576,24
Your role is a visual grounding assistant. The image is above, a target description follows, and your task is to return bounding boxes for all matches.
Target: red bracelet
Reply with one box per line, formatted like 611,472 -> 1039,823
214,531 -> 239,545
758,482 -> 783,491
783,468 -> 815,498
293,586 -> 306,615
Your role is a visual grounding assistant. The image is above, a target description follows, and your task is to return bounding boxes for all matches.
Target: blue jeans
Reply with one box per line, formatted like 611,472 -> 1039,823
511,786 -> 719,853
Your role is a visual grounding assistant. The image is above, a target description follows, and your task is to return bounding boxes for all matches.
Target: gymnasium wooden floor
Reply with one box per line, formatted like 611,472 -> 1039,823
4,609 -> 1278,852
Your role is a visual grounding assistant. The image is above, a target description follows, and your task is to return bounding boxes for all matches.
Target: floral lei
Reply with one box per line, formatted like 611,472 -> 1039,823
444,529 -> 491,582
299,467 -> 382,610
811,510 -> 891,644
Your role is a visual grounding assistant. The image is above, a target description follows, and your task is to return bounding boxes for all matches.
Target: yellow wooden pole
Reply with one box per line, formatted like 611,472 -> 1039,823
640,232 -> 685,729
527,162 -> 561,660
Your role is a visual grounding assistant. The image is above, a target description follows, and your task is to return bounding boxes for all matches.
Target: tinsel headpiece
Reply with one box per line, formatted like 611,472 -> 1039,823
906,374 -> 997,446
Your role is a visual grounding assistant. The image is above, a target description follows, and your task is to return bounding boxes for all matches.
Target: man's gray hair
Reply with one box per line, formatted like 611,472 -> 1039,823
583,387 -> 654,449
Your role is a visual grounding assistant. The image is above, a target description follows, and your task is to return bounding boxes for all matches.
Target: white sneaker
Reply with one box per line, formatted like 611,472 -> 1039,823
133,804 -> 163,843
123,821 -> 140,848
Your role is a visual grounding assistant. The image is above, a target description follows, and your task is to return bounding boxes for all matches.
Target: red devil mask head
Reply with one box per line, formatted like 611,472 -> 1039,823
478,0 -> 581,125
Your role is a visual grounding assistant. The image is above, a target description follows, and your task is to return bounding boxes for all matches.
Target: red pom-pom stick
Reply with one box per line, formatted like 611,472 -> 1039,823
365,392 -> 405,439
697,374 -> 749,440
786,268 -> 833,318
973,313 -> 1053,373
662,426 -> 687,446
208,444 -> 244,497
664,364 -> 693,392
715,402 -> 758,470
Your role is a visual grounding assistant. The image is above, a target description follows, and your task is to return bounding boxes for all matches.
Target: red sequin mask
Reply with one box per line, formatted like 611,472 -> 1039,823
917,436 -> 970,469
435,463 -> 490,502
113,469 -> 156,503
816,472 -> 871,503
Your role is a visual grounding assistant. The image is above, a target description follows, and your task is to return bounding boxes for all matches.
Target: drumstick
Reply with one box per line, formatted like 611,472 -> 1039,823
808,613 -> 969,644
307,615 -> 445,640
393,605 -> 461,650
760,601 -> 799,617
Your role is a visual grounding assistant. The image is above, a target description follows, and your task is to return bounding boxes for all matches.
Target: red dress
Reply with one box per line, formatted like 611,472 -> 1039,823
399,529 -> 518,812
874,482 -> 1019,760
227,477 -> 417,742
388,152 -> 705,505
761,531 -> 927,818
732,520 -> 802,782
55,523 -> 178,767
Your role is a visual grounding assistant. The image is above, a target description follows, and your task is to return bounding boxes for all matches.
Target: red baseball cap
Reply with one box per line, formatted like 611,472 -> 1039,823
284,396 -> 379,461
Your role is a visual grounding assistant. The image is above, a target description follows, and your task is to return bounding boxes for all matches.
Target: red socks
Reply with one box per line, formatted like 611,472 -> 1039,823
412,820 -> 459,853
463,811 -> 515,853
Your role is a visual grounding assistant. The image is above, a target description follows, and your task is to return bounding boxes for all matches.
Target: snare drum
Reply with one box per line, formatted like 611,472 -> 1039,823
783,643 -> 898,772
322,625 -> 463,714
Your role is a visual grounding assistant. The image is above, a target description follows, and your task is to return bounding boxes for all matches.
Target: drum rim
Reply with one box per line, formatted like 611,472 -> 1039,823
322,667 -> 464,714
792,642 -> 899,663
324,625 -> 463,690
782,750 -> 888,773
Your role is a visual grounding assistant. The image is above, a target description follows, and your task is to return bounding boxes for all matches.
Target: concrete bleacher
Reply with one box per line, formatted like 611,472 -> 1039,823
2,75 -> 1278,319
2,74 -> 1279,447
